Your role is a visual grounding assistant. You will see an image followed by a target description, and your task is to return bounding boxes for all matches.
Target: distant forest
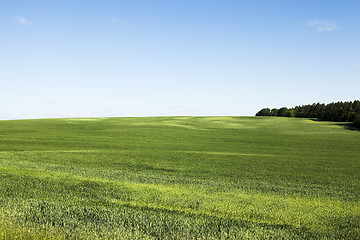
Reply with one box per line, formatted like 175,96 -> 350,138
256,100 -> 360,128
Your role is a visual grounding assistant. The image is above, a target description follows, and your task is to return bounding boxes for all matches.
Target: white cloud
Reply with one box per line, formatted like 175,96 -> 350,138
356,66 -> 360,71
14,16 -> 32,25
308,20 -> 338,32
112,17 -> 125,24
3,74 -> 12,79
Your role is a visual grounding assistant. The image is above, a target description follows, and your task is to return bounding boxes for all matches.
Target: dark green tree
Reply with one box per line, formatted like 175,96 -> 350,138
354,113 -> 360,128
286,109 -> 295,117
256,100 -> 360,126
256,108 -> 271,116
270,108 -> 278,116
278,107 -> 289,117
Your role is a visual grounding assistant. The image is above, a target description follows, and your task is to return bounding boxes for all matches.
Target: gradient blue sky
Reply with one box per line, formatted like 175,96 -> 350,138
1,0 -> 359,119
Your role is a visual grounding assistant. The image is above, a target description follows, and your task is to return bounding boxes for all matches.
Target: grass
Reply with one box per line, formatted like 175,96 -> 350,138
0,116 -> 359,239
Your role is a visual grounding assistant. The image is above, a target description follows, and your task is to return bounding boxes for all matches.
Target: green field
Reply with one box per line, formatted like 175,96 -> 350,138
0,116 -> 359,239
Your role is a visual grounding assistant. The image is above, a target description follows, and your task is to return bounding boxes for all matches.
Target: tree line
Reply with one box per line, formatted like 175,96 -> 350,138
256,100 -> 360,128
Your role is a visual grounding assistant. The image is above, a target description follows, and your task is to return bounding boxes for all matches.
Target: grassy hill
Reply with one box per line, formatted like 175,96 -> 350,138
0,116 -> 359,239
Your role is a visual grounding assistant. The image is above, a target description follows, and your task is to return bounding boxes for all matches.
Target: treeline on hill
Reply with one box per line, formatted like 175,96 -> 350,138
256,100 -> 360,128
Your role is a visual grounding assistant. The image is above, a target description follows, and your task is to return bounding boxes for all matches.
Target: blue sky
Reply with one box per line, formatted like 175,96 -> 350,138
1,0 -> 359,119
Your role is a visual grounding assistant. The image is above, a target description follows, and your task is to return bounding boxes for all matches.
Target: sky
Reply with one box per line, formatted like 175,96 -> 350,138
1,0 -> 359,119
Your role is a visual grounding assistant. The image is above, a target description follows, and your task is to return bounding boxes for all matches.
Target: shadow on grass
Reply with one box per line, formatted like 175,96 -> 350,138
337,123 -> 360,131
308,119 -> 360,131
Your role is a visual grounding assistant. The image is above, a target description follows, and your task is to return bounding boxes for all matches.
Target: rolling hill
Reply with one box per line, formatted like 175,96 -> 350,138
0,116 -> 359,239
